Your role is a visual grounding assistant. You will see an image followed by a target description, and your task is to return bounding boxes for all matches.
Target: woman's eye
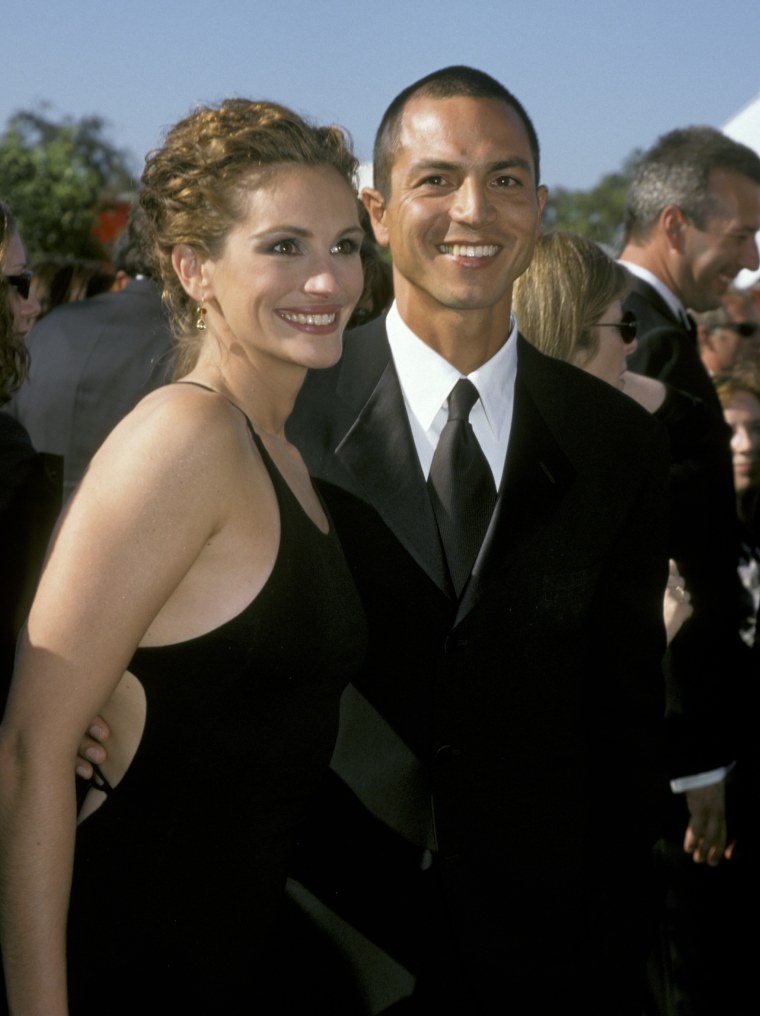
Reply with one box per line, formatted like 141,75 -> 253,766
331,238 -> 360,256
271,240 -> 300,255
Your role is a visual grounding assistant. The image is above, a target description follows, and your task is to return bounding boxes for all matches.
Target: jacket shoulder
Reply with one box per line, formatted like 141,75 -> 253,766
517,335 -> 662,434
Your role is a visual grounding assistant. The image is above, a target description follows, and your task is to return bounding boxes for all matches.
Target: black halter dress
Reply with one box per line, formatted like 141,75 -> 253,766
65,397 -> 367,1012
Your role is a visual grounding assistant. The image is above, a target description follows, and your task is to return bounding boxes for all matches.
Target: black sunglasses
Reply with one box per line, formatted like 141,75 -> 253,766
596,310 -> 637,344
721,321 -> 760,338
4,271 -> 33,300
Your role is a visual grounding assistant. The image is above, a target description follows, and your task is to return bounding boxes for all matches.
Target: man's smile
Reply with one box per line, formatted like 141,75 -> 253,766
437,243 -> 501,259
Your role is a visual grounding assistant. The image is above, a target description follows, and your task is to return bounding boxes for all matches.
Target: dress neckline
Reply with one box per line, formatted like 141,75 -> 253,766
173,380 -> 330,538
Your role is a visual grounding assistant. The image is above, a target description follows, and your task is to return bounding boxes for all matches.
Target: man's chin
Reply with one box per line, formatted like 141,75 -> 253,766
688,291 -> 723,314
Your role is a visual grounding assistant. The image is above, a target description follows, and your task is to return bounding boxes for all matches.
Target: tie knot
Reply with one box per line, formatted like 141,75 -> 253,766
447,378 -> 480,422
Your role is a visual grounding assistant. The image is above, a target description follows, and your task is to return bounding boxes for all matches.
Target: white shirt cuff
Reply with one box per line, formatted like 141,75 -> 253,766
669,763 -> 735,793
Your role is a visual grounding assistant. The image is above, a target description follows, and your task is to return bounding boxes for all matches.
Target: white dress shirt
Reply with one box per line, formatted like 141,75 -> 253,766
385,301 -> 518,489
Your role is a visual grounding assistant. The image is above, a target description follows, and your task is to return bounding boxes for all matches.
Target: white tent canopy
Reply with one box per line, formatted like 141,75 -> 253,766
723,91 -> 760,288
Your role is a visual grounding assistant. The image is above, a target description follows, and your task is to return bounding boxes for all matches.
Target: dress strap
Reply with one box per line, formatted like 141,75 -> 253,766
174,382 -> 329,536
174,380 -> 258,441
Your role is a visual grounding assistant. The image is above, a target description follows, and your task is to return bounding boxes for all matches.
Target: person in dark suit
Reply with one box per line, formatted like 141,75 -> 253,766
282,66 -> 671,1015
7,206 -> 175,501
619,127 -> 760,1016
620,127 -> 760,413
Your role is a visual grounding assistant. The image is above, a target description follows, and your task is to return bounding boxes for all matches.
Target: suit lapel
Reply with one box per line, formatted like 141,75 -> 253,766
334,323 -> 451,595
332,327 -> 575,611
630,277 -> 681,328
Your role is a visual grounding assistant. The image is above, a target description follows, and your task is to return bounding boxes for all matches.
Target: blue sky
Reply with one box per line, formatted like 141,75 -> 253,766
5,0 -> 760,191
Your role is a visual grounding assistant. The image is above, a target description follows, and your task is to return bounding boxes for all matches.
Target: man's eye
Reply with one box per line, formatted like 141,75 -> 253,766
421,175 -> 445,186
494,175 -> 518,187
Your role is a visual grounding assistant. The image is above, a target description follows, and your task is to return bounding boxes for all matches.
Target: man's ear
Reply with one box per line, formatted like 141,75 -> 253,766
661,205 -> 688,253
536,185 -> 549,230
171,244 -> 207,302
362,187 -> 390,248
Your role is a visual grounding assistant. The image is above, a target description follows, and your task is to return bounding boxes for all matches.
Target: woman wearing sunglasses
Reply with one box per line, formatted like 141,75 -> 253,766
0,202 -> 51,688
0,202 -> 41,343
512,229 -> 710,644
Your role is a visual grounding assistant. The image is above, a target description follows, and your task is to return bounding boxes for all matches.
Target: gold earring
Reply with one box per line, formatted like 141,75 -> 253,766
195,301 -> 207,331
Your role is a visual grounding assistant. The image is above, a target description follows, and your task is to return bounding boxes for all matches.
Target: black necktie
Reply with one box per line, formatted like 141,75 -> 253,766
428,378 -> 497,596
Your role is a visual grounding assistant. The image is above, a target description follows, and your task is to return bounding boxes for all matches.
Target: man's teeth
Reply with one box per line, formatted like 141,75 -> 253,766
440,244 -> 499,258
281,312 -> 337,325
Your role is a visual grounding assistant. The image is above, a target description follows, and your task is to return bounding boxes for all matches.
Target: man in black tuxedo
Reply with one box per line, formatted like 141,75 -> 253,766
619,128 -> 760,1015
7,207 -> 174,501
285,66 -> 671,1015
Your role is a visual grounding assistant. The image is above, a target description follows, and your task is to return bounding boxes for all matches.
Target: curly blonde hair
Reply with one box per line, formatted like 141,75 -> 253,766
0,201 -> 30,404
139,99 -> 359,376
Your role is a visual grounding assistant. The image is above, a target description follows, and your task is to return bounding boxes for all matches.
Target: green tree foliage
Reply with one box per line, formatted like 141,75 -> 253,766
543,150 -> 642,251
0,106 -> 137,259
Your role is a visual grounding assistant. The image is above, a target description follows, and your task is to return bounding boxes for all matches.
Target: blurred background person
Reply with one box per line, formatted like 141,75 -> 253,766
346,207 -> 392,330
722,284 -> 760,328
713,363 -> 760,981
0,200 -> 61,695
0,201 -> 41,343
7,205 -> 175,501
0,201 -> 33,529
694,304 -> 760,376
30,256 -> 116,319
716,364 -> 760,646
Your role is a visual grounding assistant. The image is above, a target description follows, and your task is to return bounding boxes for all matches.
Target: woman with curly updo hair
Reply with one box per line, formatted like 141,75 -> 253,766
0,99 -> 367,1013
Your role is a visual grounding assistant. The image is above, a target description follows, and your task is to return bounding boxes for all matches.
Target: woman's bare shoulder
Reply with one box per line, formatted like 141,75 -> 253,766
92,384 -> 260,488
621,371 -> 667,414
61,384 -> 267,551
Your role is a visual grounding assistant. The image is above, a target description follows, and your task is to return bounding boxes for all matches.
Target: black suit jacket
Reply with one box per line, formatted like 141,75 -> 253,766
624,278 -> 746,782
625,277 -> 722,415
287,318 -> 671,1011
7,279 -> 174,499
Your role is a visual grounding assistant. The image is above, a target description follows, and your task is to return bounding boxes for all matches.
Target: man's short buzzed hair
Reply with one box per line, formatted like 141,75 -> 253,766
372,65 -> 541,198
623,126 -> 760,243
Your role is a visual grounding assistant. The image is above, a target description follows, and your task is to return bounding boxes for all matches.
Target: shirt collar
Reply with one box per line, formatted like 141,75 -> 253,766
618,261 -> 688,324
385,301 -> 518,438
